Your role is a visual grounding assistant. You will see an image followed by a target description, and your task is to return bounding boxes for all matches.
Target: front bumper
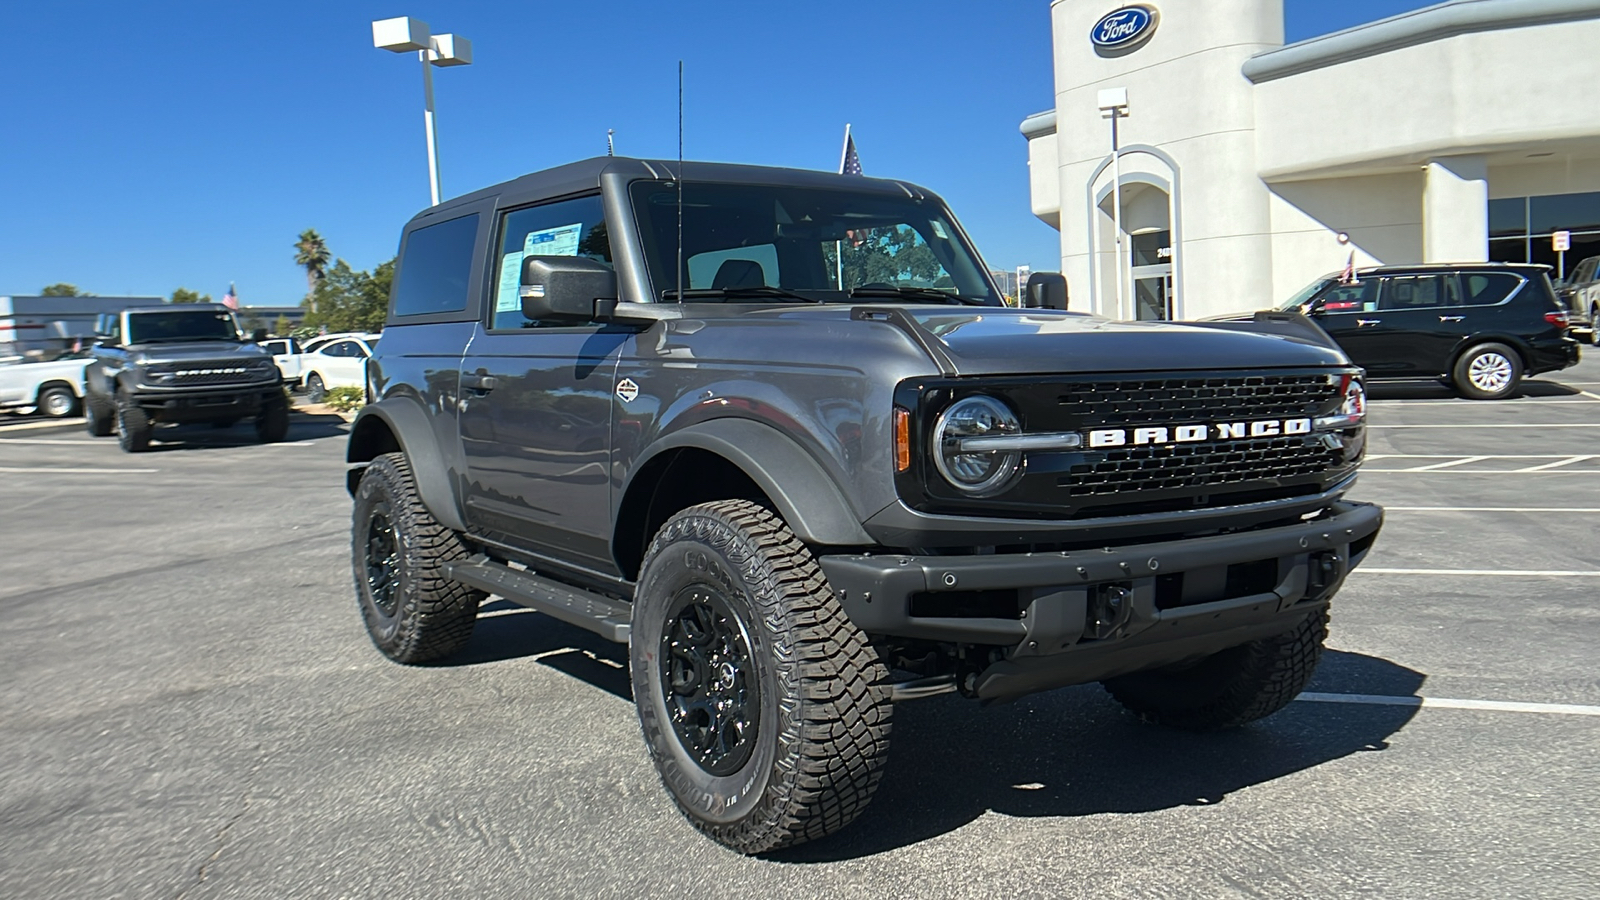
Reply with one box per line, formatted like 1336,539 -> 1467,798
127,384 -> 283,421
819,500 -> 1383,701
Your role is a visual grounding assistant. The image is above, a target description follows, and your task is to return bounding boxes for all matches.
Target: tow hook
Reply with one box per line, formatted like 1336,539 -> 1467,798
1307,551 -> 1343,597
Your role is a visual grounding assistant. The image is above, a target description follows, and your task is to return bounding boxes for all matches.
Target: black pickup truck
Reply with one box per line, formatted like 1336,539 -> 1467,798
344,157 -> 1382,854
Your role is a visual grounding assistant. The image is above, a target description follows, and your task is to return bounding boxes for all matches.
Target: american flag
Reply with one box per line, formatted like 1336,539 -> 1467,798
1337,252 -> 1357,285
222,283 -> 238,309
841,134 -> 862,176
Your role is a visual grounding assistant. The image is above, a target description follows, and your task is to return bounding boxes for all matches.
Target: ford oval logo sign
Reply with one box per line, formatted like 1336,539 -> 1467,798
1091,6 -> 1158,53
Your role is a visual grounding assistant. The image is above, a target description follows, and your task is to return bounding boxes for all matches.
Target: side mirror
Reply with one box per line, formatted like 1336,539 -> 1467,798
521,256 -> 618,322
1023,272 -> 1068,310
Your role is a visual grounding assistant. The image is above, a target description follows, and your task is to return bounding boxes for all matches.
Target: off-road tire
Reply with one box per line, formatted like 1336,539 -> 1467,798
115,400 -> 153,453
1101,607 -> 1328,731
351,452 -> 482,663
306,373 -> 326,404
255,399 -> 289,443
36,384 -> 78,418
85,393 -> 115,436
1451,342 -> 1522,400
630,499 -> 893,855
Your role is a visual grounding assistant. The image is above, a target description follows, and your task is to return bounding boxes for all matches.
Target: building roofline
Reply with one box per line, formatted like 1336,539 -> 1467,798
1020,110 -> 1057,140
1243,0 -> 1600,84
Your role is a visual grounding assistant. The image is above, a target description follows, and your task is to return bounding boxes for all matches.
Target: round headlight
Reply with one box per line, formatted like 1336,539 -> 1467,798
932,395 -> 1022,496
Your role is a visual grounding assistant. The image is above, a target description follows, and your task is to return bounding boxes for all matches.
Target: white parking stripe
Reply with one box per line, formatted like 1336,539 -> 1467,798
0,438 -> 99,445
1368,423 -> 1600,429
1368,454 -> 1586,459
1514,456 -> 1595,472
1297,692 -> 1600,717
1368,399 -> 1600,405
1386,507 -> 1600,512
1363,469 -> 1597,474
0,466 -> 157,474
1402,456 -> 1488,471
1359,567 -> 1600,576
1582,390 -> 1600,401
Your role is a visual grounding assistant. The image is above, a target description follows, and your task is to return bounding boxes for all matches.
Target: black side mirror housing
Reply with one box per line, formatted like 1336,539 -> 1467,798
1023,272 -> 1069,310
521,256 -> 618,322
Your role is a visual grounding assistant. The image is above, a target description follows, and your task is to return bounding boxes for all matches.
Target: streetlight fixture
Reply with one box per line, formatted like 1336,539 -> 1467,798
372,17 -> 473,207
1098,87 -> 1129,319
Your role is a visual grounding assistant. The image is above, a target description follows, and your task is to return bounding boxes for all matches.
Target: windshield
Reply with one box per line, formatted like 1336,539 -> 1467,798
126,310 -> 241,344
1279,276 -> 1336,312
629,181 -> 1003,305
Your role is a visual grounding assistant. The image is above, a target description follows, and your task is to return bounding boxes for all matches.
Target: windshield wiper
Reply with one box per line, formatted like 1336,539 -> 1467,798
848,286 -> 986,306
661,286 -> 821,303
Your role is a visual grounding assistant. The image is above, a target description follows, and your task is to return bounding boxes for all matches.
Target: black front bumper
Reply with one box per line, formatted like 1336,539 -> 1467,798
818,500 -> 1383,701
128,384 -> 283,422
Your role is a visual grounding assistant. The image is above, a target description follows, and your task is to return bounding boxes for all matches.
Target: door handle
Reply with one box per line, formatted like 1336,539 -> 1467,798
1439,315 -> 1465,323
461,373 -> 497,393
1356,318 -> 1382,327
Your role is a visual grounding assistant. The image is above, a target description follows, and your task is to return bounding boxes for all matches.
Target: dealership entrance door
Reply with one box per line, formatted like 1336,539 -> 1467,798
1130,229 -> 1173,320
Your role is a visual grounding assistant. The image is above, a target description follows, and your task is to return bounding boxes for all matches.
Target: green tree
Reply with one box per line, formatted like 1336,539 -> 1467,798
170,287 -> 212,304
40,283 -> 88,297
823,225 -> 944,291
294,229 -> 331,305
273,314 -> 292,336
301,257 -> 394,334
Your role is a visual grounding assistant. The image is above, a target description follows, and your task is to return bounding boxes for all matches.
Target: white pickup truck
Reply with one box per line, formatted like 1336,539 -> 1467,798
258,338 -> 305,389
0,355 -> 90,418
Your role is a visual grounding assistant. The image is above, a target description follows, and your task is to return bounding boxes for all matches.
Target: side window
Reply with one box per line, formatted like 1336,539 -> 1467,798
1378,275 -> 1446,310
491,195 -> 611,329
1317,280 -> 1378,312
323,341 -> 355,358
392,214 -> 480,317
1459,273 -> 1522,307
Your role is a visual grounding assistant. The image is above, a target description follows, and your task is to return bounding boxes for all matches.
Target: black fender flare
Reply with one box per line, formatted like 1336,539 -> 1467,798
346,398 -> 467,532
624,417 -> 873,547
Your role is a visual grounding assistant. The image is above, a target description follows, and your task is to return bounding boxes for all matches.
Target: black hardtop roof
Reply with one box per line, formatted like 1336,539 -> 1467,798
1327,262 -> 1551,279
408,156 -> 943,228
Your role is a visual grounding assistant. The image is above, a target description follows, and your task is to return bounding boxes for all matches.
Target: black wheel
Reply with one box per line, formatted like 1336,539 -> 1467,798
630,499 -> 892,855
306,373 -> 326,404
115,399 -> 153,453
351,453 -> 482,663
1102,608 -> 1328,731
1451,342 -> 1522,400
255,399 -> 289,443
36,384 -> 78,418
85,393 -> 115,436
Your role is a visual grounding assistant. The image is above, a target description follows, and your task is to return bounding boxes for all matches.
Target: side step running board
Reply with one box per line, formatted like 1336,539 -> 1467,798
445,557 -> 632,643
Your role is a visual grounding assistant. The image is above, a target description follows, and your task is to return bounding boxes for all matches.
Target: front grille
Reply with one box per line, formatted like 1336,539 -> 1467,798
1056,373 -> 1341,427
172,369 -> 253,385
1063,436 -> 1340,497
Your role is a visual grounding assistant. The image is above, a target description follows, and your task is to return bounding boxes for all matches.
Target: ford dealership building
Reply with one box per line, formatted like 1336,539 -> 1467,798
1022,0 -> 1600,319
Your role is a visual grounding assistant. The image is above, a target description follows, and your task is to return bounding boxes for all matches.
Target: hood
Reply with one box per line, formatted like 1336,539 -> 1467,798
128,341 -> 271,365
752,306 -> 1348,375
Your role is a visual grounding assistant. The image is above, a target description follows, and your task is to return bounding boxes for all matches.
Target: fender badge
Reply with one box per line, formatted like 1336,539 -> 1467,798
615,378 -> 640,403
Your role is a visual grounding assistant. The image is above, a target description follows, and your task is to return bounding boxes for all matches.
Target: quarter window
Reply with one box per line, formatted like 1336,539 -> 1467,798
392,214 -> 480,317
1458,273 -> 1521,307
491,195 -> 612,329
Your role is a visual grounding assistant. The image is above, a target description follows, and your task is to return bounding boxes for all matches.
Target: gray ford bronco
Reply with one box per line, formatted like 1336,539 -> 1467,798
345,157 -> 1382,854
84,304 -> 287,451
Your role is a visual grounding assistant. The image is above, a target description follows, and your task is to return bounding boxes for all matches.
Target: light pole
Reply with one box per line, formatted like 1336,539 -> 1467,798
372,17 -> 473,207
1098,87 -> 1129,319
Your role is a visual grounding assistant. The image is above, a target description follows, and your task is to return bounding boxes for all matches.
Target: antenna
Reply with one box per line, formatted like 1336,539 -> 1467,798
606,128 -> 615,157
676,60 -> 684,304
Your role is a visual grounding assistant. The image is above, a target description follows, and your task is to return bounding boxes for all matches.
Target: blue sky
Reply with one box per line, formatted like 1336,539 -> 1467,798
2,1 -> 1436,304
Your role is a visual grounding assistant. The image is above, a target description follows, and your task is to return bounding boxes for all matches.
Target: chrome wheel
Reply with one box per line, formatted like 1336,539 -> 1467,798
364,503 -> 400,617
1467,352 -> 1513,393
660,585 -> 760,777
39,388 -> 74,417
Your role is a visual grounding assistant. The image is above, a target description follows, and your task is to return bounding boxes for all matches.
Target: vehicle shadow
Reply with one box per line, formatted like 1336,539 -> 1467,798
440,601 -> 632,701
1367,378 -> 1582,401
136,412 -> 350,451
775,649 -> 1423,862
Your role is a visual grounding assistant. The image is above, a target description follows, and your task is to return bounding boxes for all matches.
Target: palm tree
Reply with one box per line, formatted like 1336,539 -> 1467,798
294,229 -> 331,310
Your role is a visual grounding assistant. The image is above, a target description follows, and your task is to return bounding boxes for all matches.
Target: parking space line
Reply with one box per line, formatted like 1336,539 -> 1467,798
1513,456 -> 1595,472
1368,423 -> 1600,429
1369,399 -> 1600,405
1297,692 -> 1600,717
1582,390 -> 1600,401
0,466 -> 158,474
1385,506 -> 1600,512
1402,456 -> 1488,471
1362,469 -> 1597,474
0,438 -> 102,445
1359,567 -> 1600,576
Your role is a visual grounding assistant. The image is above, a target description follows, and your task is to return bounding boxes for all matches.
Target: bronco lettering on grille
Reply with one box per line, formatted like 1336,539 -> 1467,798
1087,418 -> 1312,448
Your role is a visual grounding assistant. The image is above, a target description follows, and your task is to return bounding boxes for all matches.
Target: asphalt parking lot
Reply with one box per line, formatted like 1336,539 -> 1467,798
3,362 -> 1599,900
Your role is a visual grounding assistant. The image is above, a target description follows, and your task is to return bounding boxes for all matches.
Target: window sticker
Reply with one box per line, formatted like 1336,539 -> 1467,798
525,223 -> 583,257
930,221 -> 949,240
496,251 -> 524,313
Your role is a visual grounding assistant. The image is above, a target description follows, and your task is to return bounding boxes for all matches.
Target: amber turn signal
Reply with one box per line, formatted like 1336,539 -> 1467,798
894,407 -> 912,472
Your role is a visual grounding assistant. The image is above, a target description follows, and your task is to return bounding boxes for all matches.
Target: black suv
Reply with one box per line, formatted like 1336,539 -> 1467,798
344,157 -> 1382,853
1277,264 -> 1579,399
